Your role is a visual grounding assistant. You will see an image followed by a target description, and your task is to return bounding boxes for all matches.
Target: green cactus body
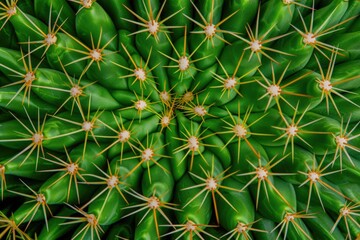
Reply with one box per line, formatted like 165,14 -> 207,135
0,0 -> 359,239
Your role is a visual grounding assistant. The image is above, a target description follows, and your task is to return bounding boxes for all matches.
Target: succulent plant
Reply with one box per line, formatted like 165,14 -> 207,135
0,0 -> 360,239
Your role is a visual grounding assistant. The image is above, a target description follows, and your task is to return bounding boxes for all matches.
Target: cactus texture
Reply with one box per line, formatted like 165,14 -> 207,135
0,0 -> 360,239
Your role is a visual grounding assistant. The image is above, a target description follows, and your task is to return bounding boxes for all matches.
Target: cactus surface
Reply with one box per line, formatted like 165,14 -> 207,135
0,0 -> 360,239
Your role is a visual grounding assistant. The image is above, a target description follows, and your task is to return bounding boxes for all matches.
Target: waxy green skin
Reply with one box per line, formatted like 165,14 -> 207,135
306,32 -> 360,68
197,0 -> 224,25
87,49 -> 129,90
118,30 -> 137,57
267,146 -> 314,185
0,87 -> 57,118
221,0 -> 259,42
0,18 -> 18,49
229,138 -> 268,174
219,40 -> 260,79
88,185 -> 128,226
252,214 -> 280,240
98,0 -> 135,32
0,153 -> 55,180
164,0 -> 192,39
0,0 -> 360,239
166,112 -> 187,181
0,176 -> 42,199
312,91 -> 360,121
217,177 -> 255,231
297,113 -> 340,154
175,173 -> 212,225
277,70 -> 322,115
248,108 -> 289,146
39,170 -> 96,205
287,218 -> 313,240
71,142 -> 107,177
107,114 -> 160,160
42,112 -> 85,150
254,176 -> 297,223
189,150 -> 223,185
134,210 -> 169,240
45,32 -> 86,78
75,2 -> 117,51
136,31 -> 170,92
105,220 -> 134,240
203,130 -> 232,168
12,201 -> 61,228
37,207 -> 77,240
111,155 -> 142,191
259,0 -> 295,38
299,203 -> 345,240
9,9 -> 48,59
142,159 -> 174,203
0,48 -> 38,76
34,0 -> 76,36
34,68 -> 121,111
296,182 -> 346,215
71,222 -> 110,240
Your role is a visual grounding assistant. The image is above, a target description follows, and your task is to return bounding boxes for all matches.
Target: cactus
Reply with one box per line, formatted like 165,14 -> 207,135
0,0 -> 360,239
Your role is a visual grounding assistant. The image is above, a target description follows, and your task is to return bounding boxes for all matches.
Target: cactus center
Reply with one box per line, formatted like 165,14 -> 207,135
147,196 -> 160,209
193,105 -> 207,117
179,56 -> 190,71
90,49 -> 102,61
185,221 -> 196,231
82,121 -> 93,132
204,24 -> 216,38
335,136 -> 348,148
67,163 -> 79,175
224,77 -> 237,90
160,91 -> 171,103
233,124 -> 247,138
319,79 -> 332,92
6,5 -> 17,16
32,132 -> 44,145
267,85 -> 281,97
308,171 -> 319,182
44,33 -> 57,45
36,194 -> 46,204
135,100 -> 147,111
340,207 -> 350,216
107,175 -> 119,188
70,85 -> 82,97
86,214 -> 98,226
283,0 -> 293,4
24,72 -> 35,86
256,167 -> 268,180
134,68 -> 146,81
285,213 -> 295,222
142,148 -> 154,161
250,40 -> 262,52
161,115 -> 170,127
118,130 -> 131,143
147,20 -> 159,35
303,33 -> 316,44
286,125 -> 298,136
82,0 -> 93,8
206,177 -> 217,190
8,219 -> 17,229
181,92 -> 194,103
188,136 -> 199,151
236,223 -> 248,233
